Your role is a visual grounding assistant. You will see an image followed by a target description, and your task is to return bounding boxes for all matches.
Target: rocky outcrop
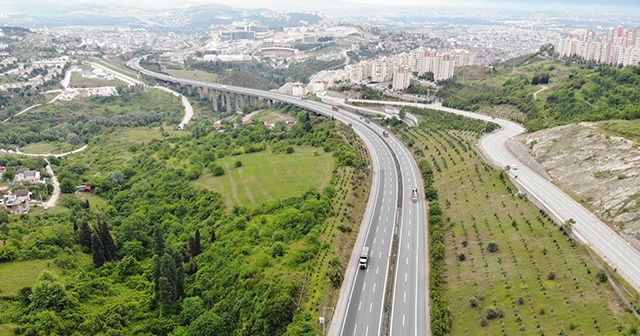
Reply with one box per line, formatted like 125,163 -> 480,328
516,122 -> 640,247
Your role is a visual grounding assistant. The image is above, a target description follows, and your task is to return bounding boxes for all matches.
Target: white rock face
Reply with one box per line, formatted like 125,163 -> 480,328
517,122 -> 640,245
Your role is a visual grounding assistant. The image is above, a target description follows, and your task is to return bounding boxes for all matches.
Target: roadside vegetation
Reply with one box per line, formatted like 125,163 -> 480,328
0,105 -> 371,336
387,106 -> 639,334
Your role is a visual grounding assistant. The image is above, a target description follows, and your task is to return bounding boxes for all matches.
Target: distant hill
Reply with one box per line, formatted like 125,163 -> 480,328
0,3 -> 321,30
436,51 -> 640,131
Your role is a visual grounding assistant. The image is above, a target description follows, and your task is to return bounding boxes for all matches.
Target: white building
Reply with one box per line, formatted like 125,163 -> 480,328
392,65 -> 411,91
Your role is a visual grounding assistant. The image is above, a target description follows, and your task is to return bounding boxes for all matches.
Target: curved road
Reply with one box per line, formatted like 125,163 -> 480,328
127,57 -> 429,336
344,99 -> 640,293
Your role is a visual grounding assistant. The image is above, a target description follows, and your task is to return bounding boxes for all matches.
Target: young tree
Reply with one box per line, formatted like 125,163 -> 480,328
195,229 -> 201,256
210,228 -> 216,243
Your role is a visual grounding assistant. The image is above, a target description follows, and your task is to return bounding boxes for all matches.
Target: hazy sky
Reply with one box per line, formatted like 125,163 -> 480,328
2,0 -> 639,13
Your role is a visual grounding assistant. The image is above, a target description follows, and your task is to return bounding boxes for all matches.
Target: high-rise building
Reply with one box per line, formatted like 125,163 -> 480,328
392,65 -> 411,91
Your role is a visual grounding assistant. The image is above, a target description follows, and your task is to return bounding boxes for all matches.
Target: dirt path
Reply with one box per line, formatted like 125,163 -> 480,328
13,144 -> 88,157
533,85 -> 548,100
44,159 -> 60,208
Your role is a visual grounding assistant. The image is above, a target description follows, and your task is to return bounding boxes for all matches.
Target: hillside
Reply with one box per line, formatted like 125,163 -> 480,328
437,52 -> 640,132
516,120 -> 640,248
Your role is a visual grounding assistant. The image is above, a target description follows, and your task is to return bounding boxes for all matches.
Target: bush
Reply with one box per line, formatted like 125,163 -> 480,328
487,241 -> 499,252
547,270 -> 556,280
234,161 -> 243,168
469,297 -> 478,307
209,164 -> 225,176
485,306 -> 504,319
457,253 -> 466,261
479,317 -> 488,327
596,269 -> 608,283
286,146 -> 294,154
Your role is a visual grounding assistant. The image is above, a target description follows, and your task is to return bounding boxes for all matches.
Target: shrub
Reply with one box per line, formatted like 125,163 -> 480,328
457,253 -> 466,261
234,161 -> 243,168
485,306 -> 504,319
547,270 -> 556,280
209,164 -> 225,176
517,296 -> 524,305
596,269 -> 608,283
469,297 -> 478,307
487,241 -> 499,252
479,317 -> 488,327
286,146 -> 294,154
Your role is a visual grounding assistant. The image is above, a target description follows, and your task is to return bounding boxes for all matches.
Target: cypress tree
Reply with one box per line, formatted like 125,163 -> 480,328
210,228 -> 216,243
153,224 -> 165,256
195,229 -> 201,256
188,236 -> 197,258
78,222 -> 92,251
98,221 -> 117,262
91,232 -> 105,268
160,253 -> 177,304
171,249 -> 185,299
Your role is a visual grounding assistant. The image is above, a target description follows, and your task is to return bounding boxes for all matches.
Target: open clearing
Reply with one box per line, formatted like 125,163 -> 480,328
0,259 -> 59,297
165,69 -> 219,83
400,124 -> 637,335
192,147 -> 333,206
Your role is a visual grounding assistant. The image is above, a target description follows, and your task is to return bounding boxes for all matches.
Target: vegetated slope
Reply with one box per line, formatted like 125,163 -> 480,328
0,108 -> 371,336
517,120 -> 640,248
385,109 -> 638,335
437,51 -> 640,132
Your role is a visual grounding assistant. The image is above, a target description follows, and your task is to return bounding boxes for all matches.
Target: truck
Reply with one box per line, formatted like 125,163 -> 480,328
332,106 -> 339,112
382,131 -> 389,137
359,246 -> 370,269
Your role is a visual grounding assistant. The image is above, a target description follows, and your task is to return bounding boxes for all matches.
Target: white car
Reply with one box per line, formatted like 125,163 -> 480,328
511,164 -> 518,170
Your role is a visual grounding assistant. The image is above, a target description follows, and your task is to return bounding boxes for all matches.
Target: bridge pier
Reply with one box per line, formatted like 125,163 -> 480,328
197,87 -> 206,100
225,92 -> 231,112
186,85 -> 192,95
209,90 -> 218,112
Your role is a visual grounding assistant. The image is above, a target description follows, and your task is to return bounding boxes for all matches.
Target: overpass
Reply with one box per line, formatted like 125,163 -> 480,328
126,57 -> 429,336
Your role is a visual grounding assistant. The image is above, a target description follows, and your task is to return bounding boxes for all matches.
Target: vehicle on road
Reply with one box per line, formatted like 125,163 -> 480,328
383,131 -> 389,137
411,187 -> 419,202
511,164 -> 518,170
359,246 -> 370,269
332,106 -> 339,111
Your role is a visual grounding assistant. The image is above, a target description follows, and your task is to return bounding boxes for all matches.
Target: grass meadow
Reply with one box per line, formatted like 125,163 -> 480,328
0,259 -> 59,297
399,126 -> 638,335
192,147 -> 334,206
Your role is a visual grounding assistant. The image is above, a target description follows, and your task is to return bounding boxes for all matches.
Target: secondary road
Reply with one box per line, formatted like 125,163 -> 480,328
344,99 -> 640,293
127,57 -> 429,336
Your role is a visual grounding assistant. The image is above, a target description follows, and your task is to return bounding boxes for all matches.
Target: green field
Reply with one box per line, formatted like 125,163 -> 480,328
20,142 -> 78,154
399,124 -> 638,334
0,259 -> 59,297
192,147 -> 333,206
166,68 -> 219,83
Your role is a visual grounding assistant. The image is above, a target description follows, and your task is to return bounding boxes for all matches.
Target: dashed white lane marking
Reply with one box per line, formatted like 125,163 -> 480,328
358,301 -> 362,311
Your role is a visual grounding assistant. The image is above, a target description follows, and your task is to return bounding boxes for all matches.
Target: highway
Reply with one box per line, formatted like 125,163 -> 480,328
127,58 -> 429,336
344,99 -> 640,293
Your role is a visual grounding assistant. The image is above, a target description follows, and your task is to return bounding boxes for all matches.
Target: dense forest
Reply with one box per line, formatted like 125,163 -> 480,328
437,57 -> 640,131
0,104 -> 368,335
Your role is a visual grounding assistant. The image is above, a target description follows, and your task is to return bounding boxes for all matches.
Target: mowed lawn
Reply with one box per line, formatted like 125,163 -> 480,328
193,147 -> 333,206
0,259 -> 59,297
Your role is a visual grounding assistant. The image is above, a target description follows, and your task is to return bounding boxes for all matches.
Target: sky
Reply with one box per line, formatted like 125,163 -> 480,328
2,0 -> 638,14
